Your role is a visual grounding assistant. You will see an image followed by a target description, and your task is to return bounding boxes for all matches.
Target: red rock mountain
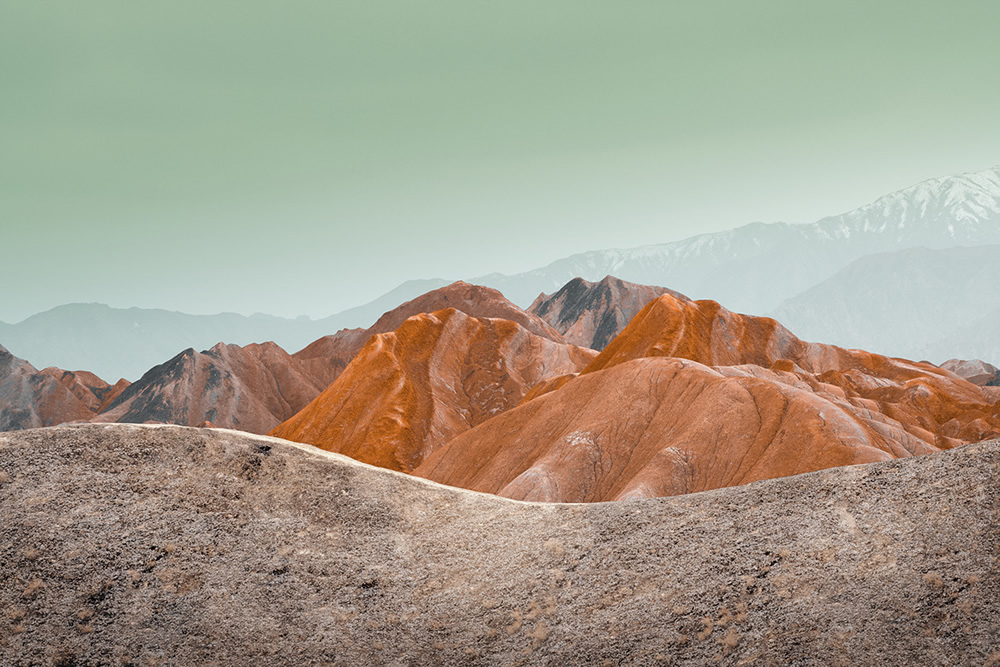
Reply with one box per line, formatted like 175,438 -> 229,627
367,280 -> 565,342
87,281 -> 559,434
270,308 -> 596,472
93,342 -> 333,433
0,345 -> 111,431
293,280 -> 566,387
40,368 -> 130,414
529,275 -> 685,350
414,294 -> 1000,501
940,358 -> 1000,386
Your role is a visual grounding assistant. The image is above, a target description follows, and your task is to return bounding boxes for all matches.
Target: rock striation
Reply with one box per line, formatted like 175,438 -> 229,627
528,275 -> 684,350
271,309 -> 596,472
294,280 -> 567,389
415,294 -> 1000,501
1,424 -> 997,665
0,346 -> 106,431
0,281 -> 565,436
94,342 -> 333,434
39,368 -> 129,414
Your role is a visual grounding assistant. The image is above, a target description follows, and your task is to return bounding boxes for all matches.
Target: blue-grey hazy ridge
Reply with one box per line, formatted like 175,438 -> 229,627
473,167 -> 1000,314
770,245 -> 1000,365
0,279 -> 448,382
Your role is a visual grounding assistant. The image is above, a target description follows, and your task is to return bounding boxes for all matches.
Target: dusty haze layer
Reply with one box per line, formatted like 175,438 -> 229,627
1,425 -> 997,665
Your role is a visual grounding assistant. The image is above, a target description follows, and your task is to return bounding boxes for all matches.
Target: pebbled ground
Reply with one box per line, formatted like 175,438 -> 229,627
0,424 -> 997,666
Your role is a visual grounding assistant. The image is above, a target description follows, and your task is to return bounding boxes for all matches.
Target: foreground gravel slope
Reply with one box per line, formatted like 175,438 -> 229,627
0,424 -> 997,666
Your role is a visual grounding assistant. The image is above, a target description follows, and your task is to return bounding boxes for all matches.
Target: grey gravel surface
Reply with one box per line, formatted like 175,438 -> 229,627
0,424 -> 997,666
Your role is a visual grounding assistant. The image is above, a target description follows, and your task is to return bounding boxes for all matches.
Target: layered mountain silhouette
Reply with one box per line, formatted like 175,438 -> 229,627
270,308 -> 595,471
928,310 -> 1000,370
413,294 -> 1000,501
472,167 -> 1000,314
528,275 -> 684,350
78,281 -> 569,434
0,278 -> 449,382
6,167 -> 1000,378
5,274 -> 998,505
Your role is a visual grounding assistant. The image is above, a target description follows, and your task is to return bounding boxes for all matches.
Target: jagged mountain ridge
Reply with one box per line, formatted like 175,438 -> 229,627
472,167 -> 1000,312
92,342 -> 333,434
528,275 -> 685,350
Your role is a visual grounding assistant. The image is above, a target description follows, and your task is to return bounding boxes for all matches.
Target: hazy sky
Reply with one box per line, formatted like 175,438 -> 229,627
3,1 -> 999,323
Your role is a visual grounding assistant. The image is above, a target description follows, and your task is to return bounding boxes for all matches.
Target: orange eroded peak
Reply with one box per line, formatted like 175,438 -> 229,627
270,308 -> 596,472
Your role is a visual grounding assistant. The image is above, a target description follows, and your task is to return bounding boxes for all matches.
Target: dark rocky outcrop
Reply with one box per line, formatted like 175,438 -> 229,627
528,275 -> 684,350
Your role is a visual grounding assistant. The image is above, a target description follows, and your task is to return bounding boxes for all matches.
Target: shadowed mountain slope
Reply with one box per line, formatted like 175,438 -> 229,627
528,275 -> 684,350
0,346 -> 104,431
415,295 -> 1000,502
94,342 -> 332,434
1,425 -> 997,665
271,309 -> 595,472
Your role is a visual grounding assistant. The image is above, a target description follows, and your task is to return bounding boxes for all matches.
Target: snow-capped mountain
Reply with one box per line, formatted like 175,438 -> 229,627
472,167 -> 1000,313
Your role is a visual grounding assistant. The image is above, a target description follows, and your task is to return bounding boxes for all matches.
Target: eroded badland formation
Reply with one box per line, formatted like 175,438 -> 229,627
3,269 -> 1000,662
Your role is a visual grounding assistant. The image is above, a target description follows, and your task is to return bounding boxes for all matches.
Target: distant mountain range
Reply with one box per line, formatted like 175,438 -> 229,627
770,245 -> 1000,362
0,278 -> 449,381
471,167 -> 1000,313
3,166 -> 1000,380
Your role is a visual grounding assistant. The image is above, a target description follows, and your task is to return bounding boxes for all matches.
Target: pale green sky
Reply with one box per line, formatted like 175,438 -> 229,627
2,1 -> 999,322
